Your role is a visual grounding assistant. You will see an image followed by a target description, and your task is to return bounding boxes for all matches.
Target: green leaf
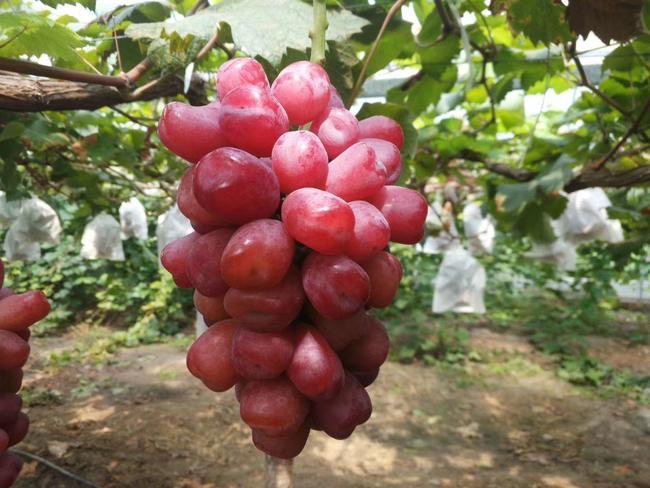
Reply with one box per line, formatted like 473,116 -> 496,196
356,102 -> 417,158
362,23 -> 414,77
126,0 -> 369,64
0,122 -> 26,143
537,156 -> 574,193
503,0 -> 571,45
0,12 -> 84,63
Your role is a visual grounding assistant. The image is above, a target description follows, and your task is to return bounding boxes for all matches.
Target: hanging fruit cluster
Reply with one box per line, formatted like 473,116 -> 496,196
0,259 -> 50,487
158,58 -> 427,459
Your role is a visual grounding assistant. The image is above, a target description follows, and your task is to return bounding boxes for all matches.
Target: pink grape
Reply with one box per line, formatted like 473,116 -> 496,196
362,251 -> 403,308
160,232 -> 200,289
310,107 -> 360,159
158,102 -> 228,164
186,228 -> 234,297
339,317 -> 390,372
231,327 -> 295,380
302,253 -> 370,319
186,319 -> 239,392
281,188 -> 355,255
311,372 -> 372,440
193,290 -> 229,325
252,422 -> 310,459
271,61 -> 330,125
239,377 -> 310,436
216,58 -> 269,100
358,115 -> 404,149
326,85 -> 345,109
178,167 -> 229,227
367,186 -> 428,244
193,147 -> 280,225
306,305 -> 372,352
220,219 -> 295,291
219,85 -> 289,157
271,131 -> 328,193
361,138 -> 402,184
0,291 -> 50,333
344,201 -> 391,263
223,266 -> 305,332
287,324 -> 344,400
325,142 -> 386,202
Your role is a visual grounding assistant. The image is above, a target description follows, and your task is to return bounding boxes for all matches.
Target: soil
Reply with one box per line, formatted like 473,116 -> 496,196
12,327 -> 650,488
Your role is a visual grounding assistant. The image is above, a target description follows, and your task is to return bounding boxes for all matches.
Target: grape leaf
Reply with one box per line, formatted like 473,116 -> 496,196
126,0 -> 369,64
0,12 -> 83,63
504,0 -> 571,45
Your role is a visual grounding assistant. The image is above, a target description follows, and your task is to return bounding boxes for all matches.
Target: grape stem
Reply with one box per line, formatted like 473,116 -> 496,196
310,0 -> 329,65
347,0 -> 408,106
265,455 -> 293,488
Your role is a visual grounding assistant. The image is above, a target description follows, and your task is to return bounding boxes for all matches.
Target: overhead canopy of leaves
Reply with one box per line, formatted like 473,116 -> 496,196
126,0 -> 369,64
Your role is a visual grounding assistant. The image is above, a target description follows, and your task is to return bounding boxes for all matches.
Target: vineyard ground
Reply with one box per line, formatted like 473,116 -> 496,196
12,323 -> 650,488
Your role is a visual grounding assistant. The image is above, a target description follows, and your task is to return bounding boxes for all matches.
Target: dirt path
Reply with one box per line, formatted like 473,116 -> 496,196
12,330 -> 650,488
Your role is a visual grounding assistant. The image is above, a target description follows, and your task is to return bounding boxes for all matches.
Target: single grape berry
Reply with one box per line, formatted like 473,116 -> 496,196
193,147 -> 280,225
310,107 -> 360,159
271,61 -> 330,125
367,186 -> 428,244
358,115 -> 404,149
361,138 -> 402,184
344,201 -> 391,263
281,188 -> 355,255
216,58 -> 269,100
219,85 -> 289,157
271,131 -> 329,193
158,102 -> 227,164
325,142 -> 386,202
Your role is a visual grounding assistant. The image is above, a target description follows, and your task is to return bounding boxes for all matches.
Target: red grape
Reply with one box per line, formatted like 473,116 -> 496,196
0,395 -> 21,425
0,332 -> 29,370
0,289 -> 12,301
361,138 -> 402,184
186,319 -> 239,392
352,368 -> 380,387
281,188 -> 355,255
193,290 -> 229,325
306,305 -> 371,352
193,147 -> 280,225
367,186 -> 428,244
344,201 -> 390,263
0,261 -> 3,288
0,452 -> 22,488
216,58 -> 269,100
326,85 -> 345,109
325,142 -> 386,202
358,115 -> 404,149
287,324 -> 344,400
271,61 -> 330,125
311,372 -> 372,440
223,266 -> 304,332
302,253 -> 370,319
339,317 -> 389,372
0,429 -> 7,452
178,167 -> 229,228
231,327 -> 295,380
0,291 -> 50,333
0,371 -> 22,395
186,228 -> 234,297
362,251 -> 402,308
0,412 -> 28,447
310,107 -> 360,159
219,85 -> 289,157
271,131 -> 328,193
158,102 -> 227,163
239,377 -> 310,436
252,421 -> 310,459
160,232 -> 200,288
220,219 -> 294,290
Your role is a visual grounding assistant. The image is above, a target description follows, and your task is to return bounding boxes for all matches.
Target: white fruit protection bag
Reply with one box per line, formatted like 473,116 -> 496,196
1,195 -> 62,261
432,247 -> 486,314
554,188 -> 623,244
80,213 -> 125,261
155,204 -> 193,256
119,197 -> 149,241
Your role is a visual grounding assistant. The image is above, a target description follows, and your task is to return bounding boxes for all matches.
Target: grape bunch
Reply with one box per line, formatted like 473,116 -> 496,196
0,259 -> 51,487
159,58 -> 427,459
